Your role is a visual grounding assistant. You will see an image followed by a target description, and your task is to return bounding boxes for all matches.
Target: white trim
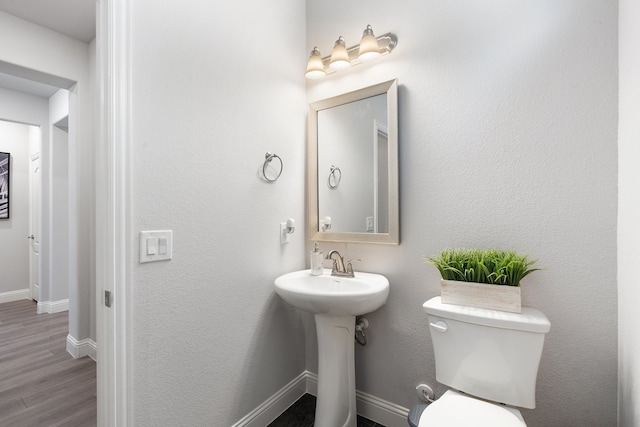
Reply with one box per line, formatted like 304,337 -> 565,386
96,0 -> 131,425
28,152 -> 41,304
36,298 -> 69,314
305,371 -> 318,395
232,370 -> 409,427
356,389 -> 410,427
0,289 -> 30,304
230,371 -> 310,427
66,334 -> 98,361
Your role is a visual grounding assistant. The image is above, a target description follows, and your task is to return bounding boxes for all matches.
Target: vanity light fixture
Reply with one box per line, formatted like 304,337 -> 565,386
305,24 -> 397,79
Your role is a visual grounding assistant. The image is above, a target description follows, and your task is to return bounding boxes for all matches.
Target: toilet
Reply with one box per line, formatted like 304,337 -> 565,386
413,296 -> 551,426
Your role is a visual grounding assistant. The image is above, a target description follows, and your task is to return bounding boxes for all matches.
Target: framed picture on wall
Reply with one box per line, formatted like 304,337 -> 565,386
0,152 -> 9,219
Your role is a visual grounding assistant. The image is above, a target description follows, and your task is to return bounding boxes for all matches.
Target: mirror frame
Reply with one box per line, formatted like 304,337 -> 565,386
308,79 -> 399,244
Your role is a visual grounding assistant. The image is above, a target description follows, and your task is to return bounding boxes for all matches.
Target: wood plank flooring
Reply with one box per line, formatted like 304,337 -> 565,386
0,299 -> 96,426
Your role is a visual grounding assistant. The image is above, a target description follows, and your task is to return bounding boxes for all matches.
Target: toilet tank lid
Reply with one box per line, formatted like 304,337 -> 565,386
423,297 -> 551,333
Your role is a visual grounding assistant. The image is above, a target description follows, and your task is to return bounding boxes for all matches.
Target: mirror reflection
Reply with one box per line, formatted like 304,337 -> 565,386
317,93 -> 388,233
308,79 -> 399,244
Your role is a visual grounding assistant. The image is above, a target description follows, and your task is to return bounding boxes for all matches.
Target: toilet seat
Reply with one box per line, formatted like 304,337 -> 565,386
418,390 -> 526,427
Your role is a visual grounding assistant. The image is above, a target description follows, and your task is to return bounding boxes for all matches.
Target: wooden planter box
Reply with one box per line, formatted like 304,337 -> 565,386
440,279 -> 522,313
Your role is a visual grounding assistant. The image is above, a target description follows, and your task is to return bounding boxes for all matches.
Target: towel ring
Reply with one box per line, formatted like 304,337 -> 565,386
328,165 -> 341,189
262,152 -> 283,182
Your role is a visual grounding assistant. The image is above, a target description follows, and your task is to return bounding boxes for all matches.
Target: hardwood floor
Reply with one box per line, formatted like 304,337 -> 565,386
0,299 -> 96,426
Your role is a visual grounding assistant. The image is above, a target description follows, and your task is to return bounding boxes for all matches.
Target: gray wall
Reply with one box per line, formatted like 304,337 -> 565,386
127,1 -> 308,425
0,121 -> 30,296
307,1 -> 618,425
0,89 -> 48,303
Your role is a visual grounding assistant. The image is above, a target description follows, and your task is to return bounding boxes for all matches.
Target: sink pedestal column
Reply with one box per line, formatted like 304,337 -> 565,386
314,314 -> 357,427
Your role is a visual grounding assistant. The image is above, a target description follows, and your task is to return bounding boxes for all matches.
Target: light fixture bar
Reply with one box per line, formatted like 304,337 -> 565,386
321,32 -> 397,75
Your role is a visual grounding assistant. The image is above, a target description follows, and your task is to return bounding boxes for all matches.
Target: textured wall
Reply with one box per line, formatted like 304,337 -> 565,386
128,1 -> 307,425
307,1 -> 618,425
618,0 -> 640,425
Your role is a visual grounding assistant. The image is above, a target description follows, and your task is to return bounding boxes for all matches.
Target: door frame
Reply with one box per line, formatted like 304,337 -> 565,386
96,0 -> 131,424
372,120 -> 388,234
29,151 -> 41,301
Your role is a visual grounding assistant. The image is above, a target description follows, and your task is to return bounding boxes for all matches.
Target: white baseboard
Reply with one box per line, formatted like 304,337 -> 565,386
231,370 -> 309,427
231,370 -> 409,427
66,334 -> 97,361
37,299 -> 69,314
304,372 -> 410,427
356,389 -> 411,427
0,289 -> 30,304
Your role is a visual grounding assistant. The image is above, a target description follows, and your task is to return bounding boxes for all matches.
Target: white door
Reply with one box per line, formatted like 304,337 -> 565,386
373,121 -> 389,233
29,154 -> 41,301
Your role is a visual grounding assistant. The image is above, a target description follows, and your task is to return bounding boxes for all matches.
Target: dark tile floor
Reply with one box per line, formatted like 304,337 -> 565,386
268,394 -> 386,427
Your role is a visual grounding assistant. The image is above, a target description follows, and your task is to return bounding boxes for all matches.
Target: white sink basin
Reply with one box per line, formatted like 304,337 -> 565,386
274,269 -> 389,316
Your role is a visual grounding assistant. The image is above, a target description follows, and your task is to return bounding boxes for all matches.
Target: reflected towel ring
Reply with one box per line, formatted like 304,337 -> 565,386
262,152 -> 283,182
328,165 -> 341,189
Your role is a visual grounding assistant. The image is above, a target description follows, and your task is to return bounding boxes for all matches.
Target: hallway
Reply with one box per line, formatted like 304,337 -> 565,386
0,300 -> 96,426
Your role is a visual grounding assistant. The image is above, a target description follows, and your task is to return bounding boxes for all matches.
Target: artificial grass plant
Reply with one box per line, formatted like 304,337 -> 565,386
426,248 -> 539,287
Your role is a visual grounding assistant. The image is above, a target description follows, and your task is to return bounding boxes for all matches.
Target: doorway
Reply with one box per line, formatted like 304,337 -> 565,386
0,120 -> 39,302
0,0 -> 100,422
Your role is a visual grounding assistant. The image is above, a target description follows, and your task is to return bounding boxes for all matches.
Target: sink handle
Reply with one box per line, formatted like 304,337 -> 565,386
346,259 -> 360,274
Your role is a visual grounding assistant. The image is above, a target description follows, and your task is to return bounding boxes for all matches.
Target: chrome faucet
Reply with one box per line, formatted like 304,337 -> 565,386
326,250 -> 355,278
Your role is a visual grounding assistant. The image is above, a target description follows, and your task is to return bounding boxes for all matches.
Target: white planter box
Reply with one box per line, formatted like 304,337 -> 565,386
440,279 -> 522,313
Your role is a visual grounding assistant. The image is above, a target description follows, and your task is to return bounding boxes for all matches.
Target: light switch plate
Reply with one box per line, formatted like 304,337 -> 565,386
140,230 -> 173,263
366,216 -> 374,232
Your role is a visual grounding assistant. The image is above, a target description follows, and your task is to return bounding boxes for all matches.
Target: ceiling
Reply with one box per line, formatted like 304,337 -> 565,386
0,0 -> 95,43
0,0 -> 96,98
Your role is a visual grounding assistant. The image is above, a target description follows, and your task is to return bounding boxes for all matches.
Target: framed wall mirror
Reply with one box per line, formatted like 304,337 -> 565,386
308,79 -> 399,244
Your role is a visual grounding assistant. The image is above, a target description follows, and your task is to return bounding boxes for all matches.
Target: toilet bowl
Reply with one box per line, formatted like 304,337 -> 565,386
414,297 -> 551,426
417,390 -> 525,426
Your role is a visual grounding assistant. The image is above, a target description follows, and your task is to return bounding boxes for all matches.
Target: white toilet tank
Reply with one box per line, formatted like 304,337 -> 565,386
423,296 -> 550,409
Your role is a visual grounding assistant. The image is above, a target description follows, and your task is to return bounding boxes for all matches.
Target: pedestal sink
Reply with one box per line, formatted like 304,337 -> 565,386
274,269 -> 389,427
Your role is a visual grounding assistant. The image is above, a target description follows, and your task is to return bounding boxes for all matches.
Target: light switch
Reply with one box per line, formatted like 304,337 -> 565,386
140,230 -> 173,263
158,237 -> 167,255
366,216 -> 374,232
147,237 -> 158,255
